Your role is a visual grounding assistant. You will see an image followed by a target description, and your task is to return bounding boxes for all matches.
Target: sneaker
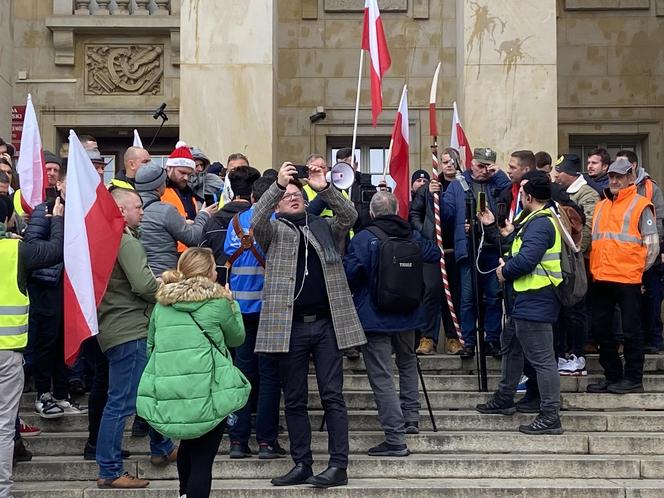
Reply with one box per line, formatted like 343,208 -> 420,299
445,337 -> 463,355
367,441 -> 410,457
475,395 -> 516,415
229,442 -> 253,459
258,442 -> 287,459
12,439 -> 32,465
404,421 -> 419,434
35,393 -> 64,419
516,375 -> 528,394
557,356 -> 569,371
586,379 -> 612,393
131,416 -> 150,437
515,396 -> 541,414
54,398 -> 88,415
519,414 -> 564,435
460,346 -> 475,360
19,419 -> 41,437
416,337 -> 436,355
68,378 -> 86,396
150,446 -> 178,466
559,355 -> 587,376
97,472 -> 149,489
607,379 -> 644,394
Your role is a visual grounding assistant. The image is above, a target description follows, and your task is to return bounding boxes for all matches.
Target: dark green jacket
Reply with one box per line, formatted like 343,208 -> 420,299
97,229 -> 158,353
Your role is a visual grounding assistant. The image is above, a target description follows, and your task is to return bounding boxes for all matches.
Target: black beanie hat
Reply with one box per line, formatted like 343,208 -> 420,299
522,170 -> 551,200
411,169 -> 430,185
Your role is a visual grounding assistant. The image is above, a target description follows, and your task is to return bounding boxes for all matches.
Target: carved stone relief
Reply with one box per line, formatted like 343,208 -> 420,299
85,44 -> 164,95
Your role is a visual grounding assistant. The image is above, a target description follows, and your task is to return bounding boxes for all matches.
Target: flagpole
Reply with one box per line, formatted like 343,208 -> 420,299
351,49 -> 364,166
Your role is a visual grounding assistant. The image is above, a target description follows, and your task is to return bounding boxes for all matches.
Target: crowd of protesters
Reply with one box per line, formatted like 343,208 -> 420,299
0,134 -> 661,496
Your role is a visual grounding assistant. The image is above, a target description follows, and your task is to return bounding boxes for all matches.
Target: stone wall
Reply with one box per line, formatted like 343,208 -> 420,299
557,0 -> 664,182
0,0 -> 13,140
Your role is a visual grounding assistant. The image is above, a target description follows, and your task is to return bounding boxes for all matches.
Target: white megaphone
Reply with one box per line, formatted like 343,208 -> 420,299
325,162 -> 356,190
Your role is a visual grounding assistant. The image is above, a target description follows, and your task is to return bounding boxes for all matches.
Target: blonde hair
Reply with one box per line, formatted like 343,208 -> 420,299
162,247 -> 216,284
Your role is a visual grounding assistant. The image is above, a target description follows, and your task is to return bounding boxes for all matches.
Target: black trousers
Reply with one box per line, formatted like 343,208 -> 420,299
591,281 -> 644,383
277,317 -> 349,468
86,337 -> 108,447
32,310 -> 69,399
177,421 -> 226,498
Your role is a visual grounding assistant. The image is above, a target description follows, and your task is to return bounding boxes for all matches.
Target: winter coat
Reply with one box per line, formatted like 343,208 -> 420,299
344,215 -> 440,333
138,190 -> 210,276
585,172 -> 609,198
22,203 -> 63,286
443,169 -> 511,262
137,276 -> 249,440
97,229 -> 158,353
566,176 -> 600,254
408,183 -> 455,250
252,182 -> 366,353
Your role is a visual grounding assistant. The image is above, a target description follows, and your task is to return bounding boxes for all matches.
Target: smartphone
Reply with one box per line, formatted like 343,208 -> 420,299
497,202 -> 507,227
204,193 -> 218,207
293,165 -> 310,179
477,191 -> 487,214
218,265 -> 229,285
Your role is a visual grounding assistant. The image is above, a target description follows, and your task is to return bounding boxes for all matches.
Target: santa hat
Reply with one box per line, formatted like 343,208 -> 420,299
166,141 -> 195,169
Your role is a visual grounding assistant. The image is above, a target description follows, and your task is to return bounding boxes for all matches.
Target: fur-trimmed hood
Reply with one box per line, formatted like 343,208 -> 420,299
156,276 -> 229,310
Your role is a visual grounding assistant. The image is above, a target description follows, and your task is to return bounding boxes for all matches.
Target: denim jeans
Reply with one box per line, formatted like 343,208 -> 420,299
0,351 -> 23,498
228,314 -> 281,446
96,339 -> 174,480
459,251 -> 503,347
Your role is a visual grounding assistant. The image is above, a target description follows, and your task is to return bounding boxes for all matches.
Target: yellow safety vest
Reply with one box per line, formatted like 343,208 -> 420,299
12,189 -> 24,217
303,184 -> 354,237
511,209 -> 562,292
0,239 -> 29,350
107,178 -> 134,190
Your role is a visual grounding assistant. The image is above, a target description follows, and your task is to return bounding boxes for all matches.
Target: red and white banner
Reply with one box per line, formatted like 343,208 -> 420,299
429,62 -> 442,173
450,101 -> 472,169
15,95 -> 46,212
362,0 -> 391,127
63,129 -> 124,366
388,85 -> 409,220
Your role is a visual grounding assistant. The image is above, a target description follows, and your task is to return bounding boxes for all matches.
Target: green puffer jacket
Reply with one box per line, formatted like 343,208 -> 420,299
136,276 -> 250,440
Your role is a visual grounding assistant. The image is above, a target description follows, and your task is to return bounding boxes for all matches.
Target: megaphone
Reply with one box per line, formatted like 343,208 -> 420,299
325,162 -> 356,190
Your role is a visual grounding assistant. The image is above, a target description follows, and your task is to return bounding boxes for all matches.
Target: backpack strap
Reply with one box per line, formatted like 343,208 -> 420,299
366,226 -> 389,242
225,214 -> 266,269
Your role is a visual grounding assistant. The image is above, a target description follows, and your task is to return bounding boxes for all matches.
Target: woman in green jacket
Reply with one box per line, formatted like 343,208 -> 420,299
137,247 -> 250,498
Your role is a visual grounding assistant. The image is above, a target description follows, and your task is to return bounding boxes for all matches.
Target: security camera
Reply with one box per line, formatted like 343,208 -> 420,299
309,111 -> 327,123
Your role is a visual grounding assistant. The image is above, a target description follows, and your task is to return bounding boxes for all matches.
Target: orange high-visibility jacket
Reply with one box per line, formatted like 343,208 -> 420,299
590,184 -> 653,284
161,187 -> 198,253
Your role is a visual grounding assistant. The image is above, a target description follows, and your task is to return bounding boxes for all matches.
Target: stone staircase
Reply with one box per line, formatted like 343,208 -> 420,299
12,354 -> 664,497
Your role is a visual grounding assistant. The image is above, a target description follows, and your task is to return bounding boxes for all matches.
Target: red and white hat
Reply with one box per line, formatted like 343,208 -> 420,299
166,141 -> 195,170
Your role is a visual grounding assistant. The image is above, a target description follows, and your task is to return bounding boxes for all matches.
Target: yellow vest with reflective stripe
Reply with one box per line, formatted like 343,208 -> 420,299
0,239 -> 29,350
303,185 -> 354,237
12,189 -> 24,217
107,178 -> 134,190
511,209 -> 562,292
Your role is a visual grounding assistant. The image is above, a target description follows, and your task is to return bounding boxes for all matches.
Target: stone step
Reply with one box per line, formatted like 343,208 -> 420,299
15,478 -> 664,498
19,410 -> 664,433
22,431 -> 664,457
12,454 -> 661,481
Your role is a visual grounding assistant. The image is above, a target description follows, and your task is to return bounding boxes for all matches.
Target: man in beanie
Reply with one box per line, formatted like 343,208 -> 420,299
162,141 -> 199,226
587,157 -> 659,394
135,162 -> 216,276
200,165 -> 261,285
410,170 -> 430,195
475,171 -> 564,435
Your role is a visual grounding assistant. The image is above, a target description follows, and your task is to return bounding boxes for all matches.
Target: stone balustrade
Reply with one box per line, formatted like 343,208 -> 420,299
73,0 -> 172,16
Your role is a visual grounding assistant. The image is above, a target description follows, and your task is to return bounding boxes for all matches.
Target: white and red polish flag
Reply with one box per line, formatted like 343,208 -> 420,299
450,101 -> 472,169
362,0 -> 391,126
63,130 -> 124,366
388,85 -> 410,220
15,94 -> 46,213
133,129 -> 143,148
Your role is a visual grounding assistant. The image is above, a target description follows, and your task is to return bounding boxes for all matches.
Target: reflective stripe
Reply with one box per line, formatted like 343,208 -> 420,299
541,253 -> 559,262
0,305 -> 29,315
592,232 -> 643,244
233,290 -> 263,300
231,267 -> 265,276
533,268 -> 562,279
0,325 -> 28,336
621,196 -> 640,233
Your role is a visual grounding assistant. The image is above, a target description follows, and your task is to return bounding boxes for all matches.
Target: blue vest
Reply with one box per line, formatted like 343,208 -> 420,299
223,207 -> 268,314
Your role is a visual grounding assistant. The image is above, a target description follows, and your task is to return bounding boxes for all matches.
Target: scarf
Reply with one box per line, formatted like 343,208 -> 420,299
279,211 -> 341,264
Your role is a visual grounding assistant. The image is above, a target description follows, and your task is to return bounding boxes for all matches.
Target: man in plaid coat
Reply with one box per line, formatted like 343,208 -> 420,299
252,162 -> 366,489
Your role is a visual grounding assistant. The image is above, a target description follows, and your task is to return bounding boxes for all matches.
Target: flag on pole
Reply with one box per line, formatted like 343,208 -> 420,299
388,85 -> 410,220
429,62 -> 442,173
63,130 -> 125,366
362,0 -> 391,127
450,101 -> 472,169
15,94 -> 46,213
133,129 -> 143,148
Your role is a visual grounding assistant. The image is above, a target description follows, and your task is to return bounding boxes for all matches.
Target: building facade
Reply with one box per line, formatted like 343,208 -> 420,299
1,0 -> 663,183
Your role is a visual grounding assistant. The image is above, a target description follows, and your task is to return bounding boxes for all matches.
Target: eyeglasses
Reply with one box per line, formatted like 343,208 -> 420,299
282,192 -> 304,202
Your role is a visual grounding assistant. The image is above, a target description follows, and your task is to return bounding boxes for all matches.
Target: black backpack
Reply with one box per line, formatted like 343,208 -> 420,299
367,226 -> 423,313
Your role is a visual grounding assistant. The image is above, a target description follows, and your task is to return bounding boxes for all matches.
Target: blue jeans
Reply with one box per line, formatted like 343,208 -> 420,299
96,339 -> 174,480
228,314 -> 281,446
459,252 -> 503,347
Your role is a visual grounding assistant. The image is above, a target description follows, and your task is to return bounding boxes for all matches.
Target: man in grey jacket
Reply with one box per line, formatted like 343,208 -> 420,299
134,163 -> 216,276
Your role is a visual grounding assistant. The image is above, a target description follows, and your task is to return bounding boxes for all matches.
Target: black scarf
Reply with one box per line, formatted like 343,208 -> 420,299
279,211 -> 341,264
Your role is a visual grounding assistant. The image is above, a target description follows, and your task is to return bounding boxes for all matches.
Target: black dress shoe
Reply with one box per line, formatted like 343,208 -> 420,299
306,466 -> 348,488
586,379 -> 612,393
270,462 -> 313,486
607,378 -> 644,394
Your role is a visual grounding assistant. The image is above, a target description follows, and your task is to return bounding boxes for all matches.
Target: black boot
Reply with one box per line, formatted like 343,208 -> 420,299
519,413 -> 564,435
460,346 -> 475,360
306,466 -> 348,488
270,462 -> 313,486
475,395 -> 516,415
607,379 -> 644,394
586,379 -> 612,393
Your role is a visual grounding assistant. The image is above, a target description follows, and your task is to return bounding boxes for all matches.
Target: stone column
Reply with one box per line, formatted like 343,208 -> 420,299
0,0 -> 13,140
456,0 -> 558,164
179,0 -> 276,169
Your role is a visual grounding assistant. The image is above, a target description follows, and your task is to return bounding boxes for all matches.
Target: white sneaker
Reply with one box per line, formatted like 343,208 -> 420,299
572,355 -> 588,376
557,357 -> 569,372
54,398 -> 88,415
559,355 -> 588,376
35,393 -> 64,419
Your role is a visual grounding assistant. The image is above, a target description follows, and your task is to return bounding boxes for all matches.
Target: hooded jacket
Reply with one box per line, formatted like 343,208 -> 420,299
344,215 -> 440,333
136,276 -> 250,440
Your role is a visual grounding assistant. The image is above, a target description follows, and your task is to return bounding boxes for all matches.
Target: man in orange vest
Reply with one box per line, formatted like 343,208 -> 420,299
162,141 -> 199,222
587,157 -> 659,395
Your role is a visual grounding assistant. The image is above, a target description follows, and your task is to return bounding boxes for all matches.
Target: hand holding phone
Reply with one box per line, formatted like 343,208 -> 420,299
293,165 -> 310,179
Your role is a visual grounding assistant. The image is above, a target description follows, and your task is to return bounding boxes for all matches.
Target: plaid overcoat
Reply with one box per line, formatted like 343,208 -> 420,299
252,182 -> 367,353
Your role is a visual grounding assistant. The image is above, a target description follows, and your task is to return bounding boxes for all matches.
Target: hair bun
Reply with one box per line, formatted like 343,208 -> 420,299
161,269 -> 185,284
